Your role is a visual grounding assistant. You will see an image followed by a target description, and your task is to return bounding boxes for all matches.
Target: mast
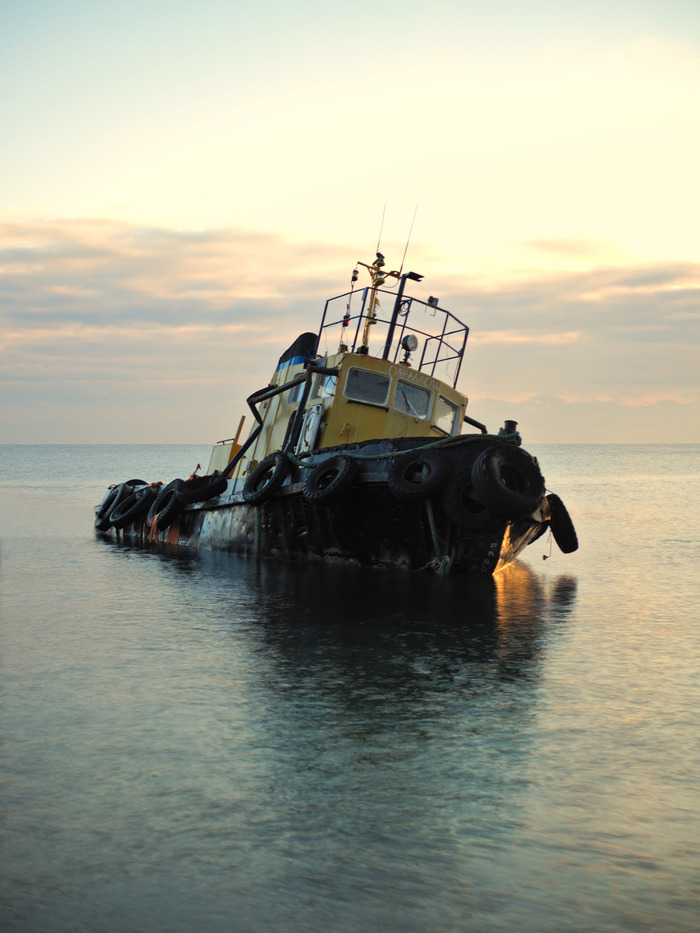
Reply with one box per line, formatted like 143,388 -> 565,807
359,252 -> 387,352
353,253 -> 423,358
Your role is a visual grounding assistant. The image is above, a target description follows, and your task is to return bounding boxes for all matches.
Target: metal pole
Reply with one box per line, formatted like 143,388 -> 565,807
382,273 -> 409,361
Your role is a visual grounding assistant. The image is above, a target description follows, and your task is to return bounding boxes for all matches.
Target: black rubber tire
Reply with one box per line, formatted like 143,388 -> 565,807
471,444 -> 545,518
176,473 -> 228,504
387,449 -> 447,501
95,483 -> 131,531
110,485 -> 158,529
547,493 -> 579,553
303,455 -> 359,503
242,453 -> 290,504
442,469 -> 498,530
147,479 -> 184,529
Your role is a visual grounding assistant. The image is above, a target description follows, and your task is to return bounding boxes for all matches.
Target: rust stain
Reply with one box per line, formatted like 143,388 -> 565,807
168,519 -> 180,547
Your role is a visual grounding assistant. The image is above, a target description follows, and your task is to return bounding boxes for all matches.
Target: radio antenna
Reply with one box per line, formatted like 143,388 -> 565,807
398,206 -> 418,276
376,199 -> 387,255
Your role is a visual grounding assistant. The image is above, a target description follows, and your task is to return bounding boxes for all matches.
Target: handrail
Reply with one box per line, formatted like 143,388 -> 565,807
464,414 -> 488,434
318,286 -> 469,386
220,363 -> 340,479
220,373 -> 306,479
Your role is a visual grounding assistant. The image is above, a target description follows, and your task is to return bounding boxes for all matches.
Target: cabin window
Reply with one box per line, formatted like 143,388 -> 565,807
393,380 -> 431,420
344,367 -> 391,406
434,395 -> 459,434
288,380 -> 305,404
313,373 -> 337,399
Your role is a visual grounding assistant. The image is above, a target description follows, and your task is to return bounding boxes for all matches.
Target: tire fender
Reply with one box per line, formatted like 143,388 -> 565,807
547,493 -> 579,553
176,473 -> 229,504
110,485 -> 158,530
471,444 -> 545,517
147,479 -> 185,530
442,469 -> 498,530
95,483 -> 132,531
387,449 -> 447,501
242,453 -> 290,504
303,455 -> 358,503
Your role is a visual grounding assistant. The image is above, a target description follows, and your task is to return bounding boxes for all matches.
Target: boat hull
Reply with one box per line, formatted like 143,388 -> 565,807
97,437 -> 552,575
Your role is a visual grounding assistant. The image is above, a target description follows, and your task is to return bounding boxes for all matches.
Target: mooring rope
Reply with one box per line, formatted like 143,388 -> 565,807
283,431 -> 520,469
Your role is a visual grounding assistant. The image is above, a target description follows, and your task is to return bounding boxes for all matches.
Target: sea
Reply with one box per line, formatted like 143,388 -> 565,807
1,443 -> 698,933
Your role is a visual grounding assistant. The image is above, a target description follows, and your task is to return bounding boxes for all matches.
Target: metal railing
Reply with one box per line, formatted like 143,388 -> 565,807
317,286 -> 469,387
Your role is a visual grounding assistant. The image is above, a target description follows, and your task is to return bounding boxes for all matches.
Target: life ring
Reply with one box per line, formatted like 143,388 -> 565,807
110,485 -> 158,529
387,449 -> 447,501
303,455 -> 358,503
442,469 -> 497,529
242,453 -> 290,504
471,444 -> 545,517
547,493 -> 579,553
147,479 -> 184,530
176,473 -> 228,504
95,483 -> 131,531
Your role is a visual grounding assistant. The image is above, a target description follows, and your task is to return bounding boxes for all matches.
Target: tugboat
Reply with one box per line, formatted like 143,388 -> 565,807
95,253 -> 578,574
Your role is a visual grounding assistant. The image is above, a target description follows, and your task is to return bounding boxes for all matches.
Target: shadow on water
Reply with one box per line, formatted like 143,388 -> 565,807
98,535 -> 578,705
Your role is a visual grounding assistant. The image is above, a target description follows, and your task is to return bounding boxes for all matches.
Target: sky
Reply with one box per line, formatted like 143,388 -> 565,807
2,0 -> 700,444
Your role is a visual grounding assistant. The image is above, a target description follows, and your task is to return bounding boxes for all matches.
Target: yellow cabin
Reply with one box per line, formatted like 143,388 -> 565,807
210,252 -> 480,484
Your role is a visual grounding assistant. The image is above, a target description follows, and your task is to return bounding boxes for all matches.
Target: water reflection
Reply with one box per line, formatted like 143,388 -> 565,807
24,540 -> 582,933
99,536 -> 578,702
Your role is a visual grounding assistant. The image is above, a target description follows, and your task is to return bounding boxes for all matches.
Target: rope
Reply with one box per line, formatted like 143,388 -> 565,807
436,548 -> 456,576
424,499 -> 456,577
543,529 -> 554,561
283,431 -> 520,469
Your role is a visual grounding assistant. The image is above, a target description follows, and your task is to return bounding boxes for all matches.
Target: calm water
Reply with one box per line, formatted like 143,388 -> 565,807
1,444 -> 698,932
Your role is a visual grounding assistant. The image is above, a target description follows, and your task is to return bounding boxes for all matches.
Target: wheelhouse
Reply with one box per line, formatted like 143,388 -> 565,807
209,254 -> 478,481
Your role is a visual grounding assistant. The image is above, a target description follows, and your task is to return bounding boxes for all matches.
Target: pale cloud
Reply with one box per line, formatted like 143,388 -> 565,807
0,219 -> 349,326
480,395 -> 700,446
1,219 -> 699,443
474,331 -> 582,346
527,237 -> 622,259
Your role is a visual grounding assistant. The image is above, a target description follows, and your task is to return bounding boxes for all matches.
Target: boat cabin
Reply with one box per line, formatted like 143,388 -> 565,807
208,255 -> 476,482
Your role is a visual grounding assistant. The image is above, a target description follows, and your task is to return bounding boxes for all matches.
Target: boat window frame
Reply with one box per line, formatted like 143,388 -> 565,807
392,378 -> 433,421
433,394 -> 460,435
313,372 -> 337,399
343,366 -> 392,407
288,380 -> 305,404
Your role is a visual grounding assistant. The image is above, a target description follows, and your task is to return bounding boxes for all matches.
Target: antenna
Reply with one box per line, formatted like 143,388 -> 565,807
376,199 -> 387,255
398,206 -> 418,276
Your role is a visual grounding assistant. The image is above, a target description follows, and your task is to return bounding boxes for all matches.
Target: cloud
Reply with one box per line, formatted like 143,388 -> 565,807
0,219 -> 348,322
475,395 -> 700,445
1,219 -> 699,443
526,236 -> 623,260
474,331 -> 582,346
448,259 -> 700,348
